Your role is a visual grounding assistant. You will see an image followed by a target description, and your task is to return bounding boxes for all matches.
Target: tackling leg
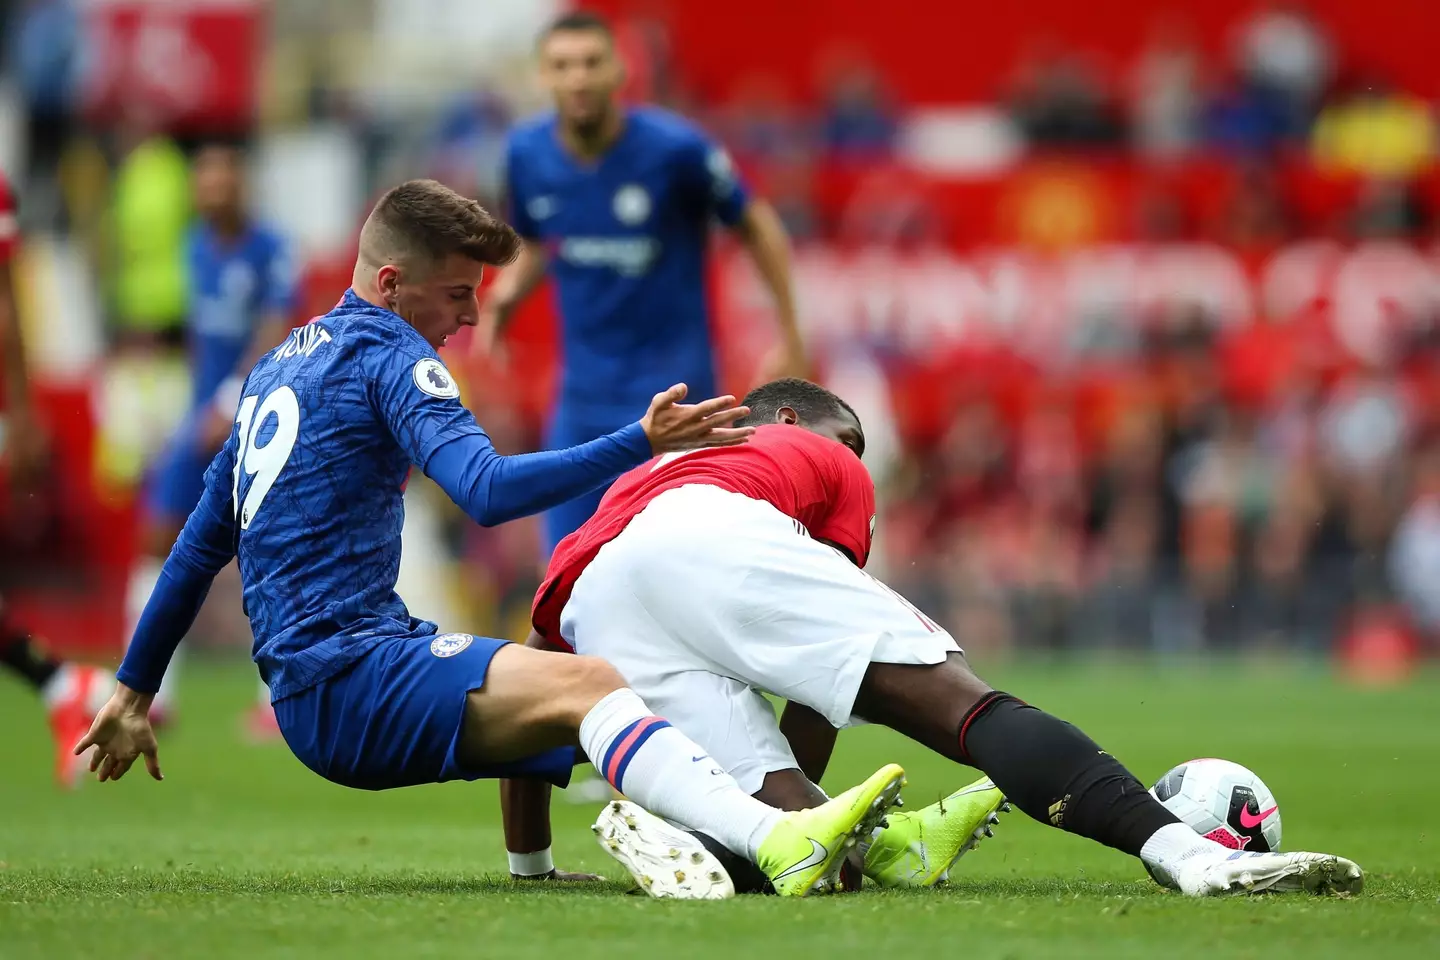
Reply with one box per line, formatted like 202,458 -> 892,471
465,643 -> 905,898
854,654 -> 1177,858
853,653 -> 1363,894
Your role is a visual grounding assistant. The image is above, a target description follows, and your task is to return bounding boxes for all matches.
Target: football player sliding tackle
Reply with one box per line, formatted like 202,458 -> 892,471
75,180 -> 909,897
509,378 -> 1365,899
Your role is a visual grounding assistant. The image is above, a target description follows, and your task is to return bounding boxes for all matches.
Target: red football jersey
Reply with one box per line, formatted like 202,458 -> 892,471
533,423 -> 877,644
0,172 -> 18,265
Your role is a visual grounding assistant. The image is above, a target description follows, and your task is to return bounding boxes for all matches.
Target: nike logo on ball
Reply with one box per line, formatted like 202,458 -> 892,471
1238,805 -> 1278,829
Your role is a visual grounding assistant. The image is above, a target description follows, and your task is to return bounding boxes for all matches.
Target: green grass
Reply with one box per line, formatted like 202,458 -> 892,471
2,658 -> 1438,958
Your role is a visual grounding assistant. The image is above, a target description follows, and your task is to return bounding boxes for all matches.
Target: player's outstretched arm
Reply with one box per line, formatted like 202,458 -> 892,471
102,440 -> 239,746
75,449 -> 236,784
426,424 -> 649,527
420,385 -> 752,527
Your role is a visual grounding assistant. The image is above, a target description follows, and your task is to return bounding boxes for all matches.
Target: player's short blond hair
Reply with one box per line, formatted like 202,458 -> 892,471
359,179 -> 521,272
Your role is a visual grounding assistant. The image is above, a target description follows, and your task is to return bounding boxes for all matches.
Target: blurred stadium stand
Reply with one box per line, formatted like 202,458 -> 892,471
1,0 -> 1436,670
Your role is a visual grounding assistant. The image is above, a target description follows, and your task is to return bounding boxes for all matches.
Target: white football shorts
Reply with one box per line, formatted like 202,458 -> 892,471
561,484 -> 959,793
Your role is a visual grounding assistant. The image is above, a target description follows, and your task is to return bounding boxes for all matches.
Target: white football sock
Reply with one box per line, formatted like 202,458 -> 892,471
578,688 -> 781,860
40,664 -> 77,708
1140,823 -> 1229,882
40,664 -> 114,710
126,557 -> 177,710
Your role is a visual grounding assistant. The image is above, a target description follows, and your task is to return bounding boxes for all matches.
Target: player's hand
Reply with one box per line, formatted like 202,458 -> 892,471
640,384 -> 754,454
73,683 -> 163,783
512,869 -> 604,882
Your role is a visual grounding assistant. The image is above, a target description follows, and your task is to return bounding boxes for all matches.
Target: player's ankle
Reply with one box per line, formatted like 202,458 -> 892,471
1140,822 -> 1229,886
750,811 -> 786,862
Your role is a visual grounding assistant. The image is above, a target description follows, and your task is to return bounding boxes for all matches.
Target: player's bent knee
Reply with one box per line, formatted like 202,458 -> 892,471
475,645 -> 626,732
457,646 -> 624,764
553,655 -> 627,718
854,652 -> 994,759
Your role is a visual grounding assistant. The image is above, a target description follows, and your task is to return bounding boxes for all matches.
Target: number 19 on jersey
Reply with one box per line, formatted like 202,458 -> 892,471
232,387 -> 301,529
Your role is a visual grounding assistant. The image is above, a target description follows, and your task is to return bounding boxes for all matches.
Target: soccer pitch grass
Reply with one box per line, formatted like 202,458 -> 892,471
2,659 -> 1437,959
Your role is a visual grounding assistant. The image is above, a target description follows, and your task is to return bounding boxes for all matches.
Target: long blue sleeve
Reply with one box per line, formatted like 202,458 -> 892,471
363,320 -> 653,526
424,422 -> 652,527
116,440 -> 238,694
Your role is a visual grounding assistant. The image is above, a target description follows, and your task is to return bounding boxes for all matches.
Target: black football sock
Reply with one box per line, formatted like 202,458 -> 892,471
692,836 -> 866,894
0,623 -> 62,692
957,692 -> 1181,857
694,831 -> 773,894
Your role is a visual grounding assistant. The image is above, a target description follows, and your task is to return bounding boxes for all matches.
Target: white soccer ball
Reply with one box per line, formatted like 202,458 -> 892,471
1150,758 -> 1283,852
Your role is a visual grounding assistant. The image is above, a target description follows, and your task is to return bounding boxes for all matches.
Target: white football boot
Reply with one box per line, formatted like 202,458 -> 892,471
1173,850 -> 1364,897
592,800 -> 736,900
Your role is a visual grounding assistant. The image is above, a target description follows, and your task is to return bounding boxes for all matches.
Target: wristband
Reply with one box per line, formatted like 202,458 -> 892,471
507,847 -> 555,877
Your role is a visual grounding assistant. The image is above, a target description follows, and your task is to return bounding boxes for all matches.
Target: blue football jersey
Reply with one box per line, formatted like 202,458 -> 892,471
186,221 -> 297,407
505,106 -> 750,423
117,288 -> 657,701
214,292 -> 481,699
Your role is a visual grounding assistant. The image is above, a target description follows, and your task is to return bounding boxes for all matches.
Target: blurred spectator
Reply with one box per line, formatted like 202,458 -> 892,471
1349,179 -> 1429,240
836,166 -> 946,249
1319,360 -> 1412,597
106,108 -> 191,342
1133,186 -> 1190,243
1203,68 -> 1292,155
816,52 -> 898,161
1009,49 -> 1126,150
1081,489 -> 1161,649
1312,76 -> 1437,180
1130,18 -> 1202,161
1241,470 -> 1333,650
612,9 -> 680,107
7,0 -> 83,229
1233,1 -> 1333,128
1213,162 -> 1294,253
761,150 -> 822,242
1319,364 -> 1411,480
713,74 -> 813,168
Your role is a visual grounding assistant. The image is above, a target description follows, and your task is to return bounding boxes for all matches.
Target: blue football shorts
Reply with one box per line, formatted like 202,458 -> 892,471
273,632 -> 578,791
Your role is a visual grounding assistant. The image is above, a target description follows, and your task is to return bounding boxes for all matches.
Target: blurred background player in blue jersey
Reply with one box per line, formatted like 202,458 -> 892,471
125,143 -> 297,734
480,11 -> 805,803
478,11 -> 806,559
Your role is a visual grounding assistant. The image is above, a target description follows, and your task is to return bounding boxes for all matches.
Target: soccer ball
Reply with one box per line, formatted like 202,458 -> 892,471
1150,758 -> 1283,852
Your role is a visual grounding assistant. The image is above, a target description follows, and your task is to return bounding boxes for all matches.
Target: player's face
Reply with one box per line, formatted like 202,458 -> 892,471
378,254 -> 486,349
779,407 -> 867,459
541,29 -> 621,131
193,146 -> 243,223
